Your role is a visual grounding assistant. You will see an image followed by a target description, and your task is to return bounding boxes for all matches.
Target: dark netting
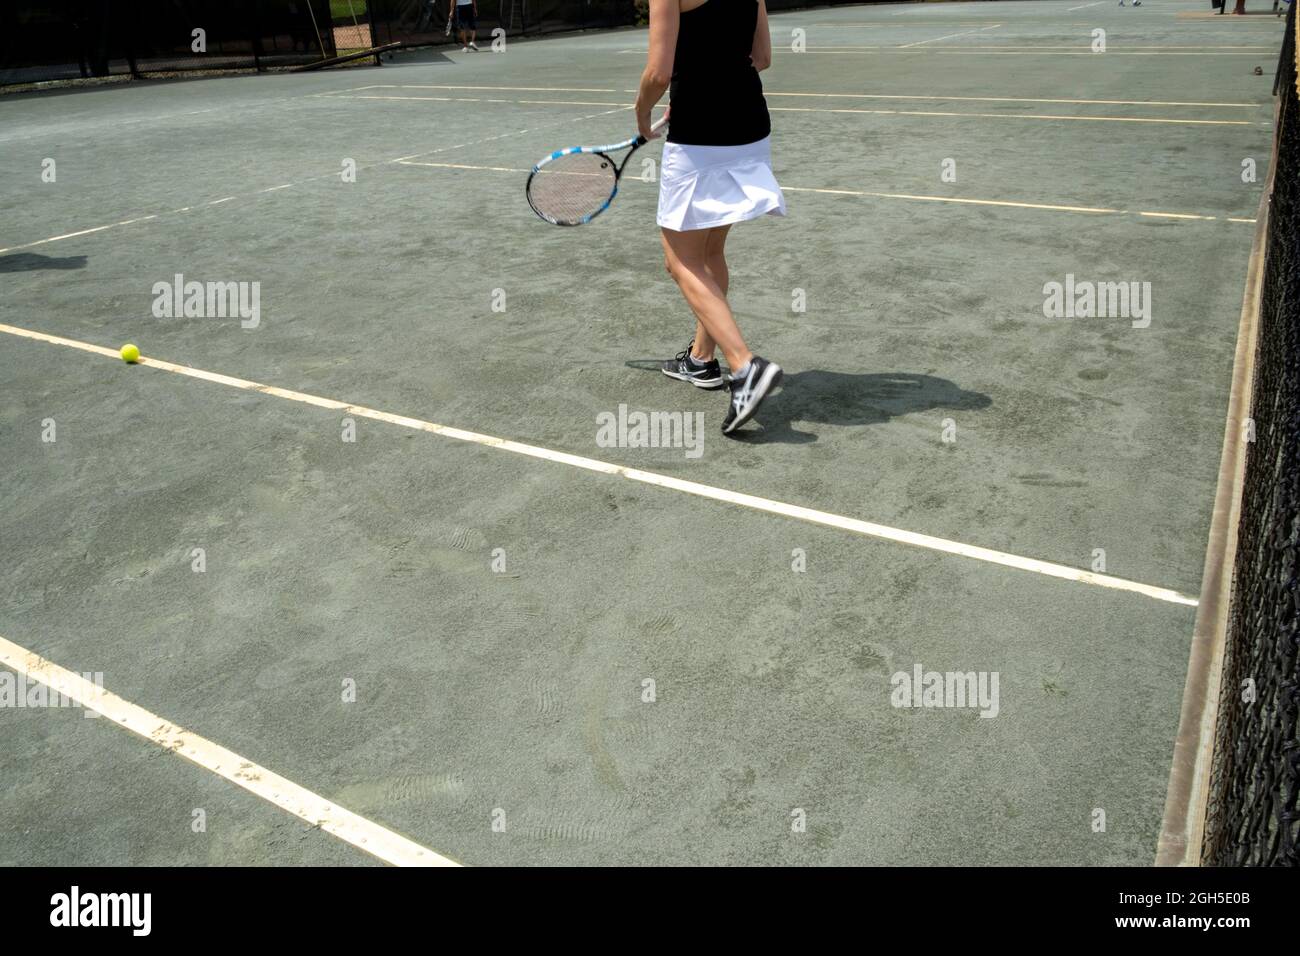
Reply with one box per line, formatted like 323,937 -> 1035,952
370,0 -> 640,45
0,0 -> 337,86
374,0 -> 879,42
1201,1 -> 1300,867
3,0 -> 897,85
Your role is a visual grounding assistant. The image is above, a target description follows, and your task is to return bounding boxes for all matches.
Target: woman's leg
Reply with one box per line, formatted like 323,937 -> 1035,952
690,225 -> 732,361
705,223 -> 731,295
664,251 -> 715,361
661,225 -> 752,372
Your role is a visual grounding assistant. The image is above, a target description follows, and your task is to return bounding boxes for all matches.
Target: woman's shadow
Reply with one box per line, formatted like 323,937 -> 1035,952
746,369 -> 991,443
628,363 -> 992,443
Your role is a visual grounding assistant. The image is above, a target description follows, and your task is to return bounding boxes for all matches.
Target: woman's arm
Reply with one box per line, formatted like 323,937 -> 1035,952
751,0 -> 771,72
635,0 -> 678,140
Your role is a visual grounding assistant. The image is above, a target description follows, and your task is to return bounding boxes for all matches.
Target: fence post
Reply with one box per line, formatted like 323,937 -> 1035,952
252,0 -> 264,72
121,0 -> 139,78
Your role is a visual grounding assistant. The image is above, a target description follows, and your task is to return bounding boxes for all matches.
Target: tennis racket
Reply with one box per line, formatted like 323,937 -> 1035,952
526,115 -> 667,227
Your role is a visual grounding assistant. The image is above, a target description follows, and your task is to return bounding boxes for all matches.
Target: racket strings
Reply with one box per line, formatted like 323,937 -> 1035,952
528,152 -> 619,224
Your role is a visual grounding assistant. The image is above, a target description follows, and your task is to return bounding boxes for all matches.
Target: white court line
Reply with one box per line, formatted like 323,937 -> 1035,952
331,94 -> 631,108
416,161 -> 523,172
789,49 -> 1274,56
0,87 -> 399,146
326,93 -> 1253,127
1140,210 -> 1220,221
782,183 -> 1124,214
398,159 -> 1254,223
1068,1 -> 1107,9
399,161 -> 530,168
0,216 -> 159,255
0,633 -> 460,867
914,44 -> 1276,50
898,24 -> 1002,49
769,105 -> 1250,126
354,84 -> 1261,108
0,106 -> 635,256
808,19 -> 1010,27
761,90 -> 1257,107
890,11 -> 1003,17
928,51 -> 1270,57
0,322 -> 1198,607
406,158 -> 1119,214
325,84 -> 623,94
386,104 -> 635,161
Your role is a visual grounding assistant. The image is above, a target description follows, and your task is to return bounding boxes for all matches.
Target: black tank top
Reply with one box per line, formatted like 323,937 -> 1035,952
667,0 -> 771,146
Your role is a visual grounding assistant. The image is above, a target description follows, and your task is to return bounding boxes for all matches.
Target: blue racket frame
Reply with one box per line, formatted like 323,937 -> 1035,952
526,115 -> 668,226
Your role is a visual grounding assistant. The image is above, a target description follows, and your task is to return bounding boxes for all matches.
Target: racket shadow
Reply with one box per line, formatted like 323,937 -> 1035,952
625,363 -> 992,444
0,252 -> 88,273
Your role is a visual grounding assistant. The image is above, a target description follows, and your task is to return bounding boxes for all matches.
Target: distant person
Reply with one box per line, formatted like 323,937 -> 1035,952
455,0 -> 479,51
1117,0 -> 1142,6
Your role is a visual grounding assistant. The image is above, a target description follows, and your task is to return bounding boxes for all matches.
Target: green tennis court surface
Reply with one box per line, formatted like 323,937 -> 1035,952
0,0 -> 1285,865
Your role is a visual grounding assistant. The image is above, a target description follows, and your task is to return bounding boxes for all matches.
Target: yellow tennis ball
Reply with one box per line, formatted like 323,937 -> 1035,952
120,343 -> 140,364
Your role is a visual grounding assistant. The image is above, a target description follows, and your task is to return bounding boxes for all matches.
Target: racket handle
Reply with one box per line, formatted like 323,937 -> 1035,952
634,114 -> 670,145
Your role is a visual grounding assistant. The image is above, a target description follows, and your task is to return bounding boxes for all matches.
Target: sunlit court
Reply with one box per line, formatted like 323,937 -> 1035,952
1,0 -> 1296,878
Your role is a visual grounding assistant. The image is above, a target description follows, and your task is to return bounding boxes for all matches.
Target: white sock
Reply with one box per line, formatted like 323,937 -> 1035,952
688,353 -> 712,368
731,360 -> 753,380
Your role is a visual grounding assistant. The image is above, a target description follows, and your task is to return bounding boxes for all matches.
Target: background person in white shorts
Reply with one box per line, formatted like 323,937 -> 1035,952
635,0 -> 785,436
454,0 -> 479,50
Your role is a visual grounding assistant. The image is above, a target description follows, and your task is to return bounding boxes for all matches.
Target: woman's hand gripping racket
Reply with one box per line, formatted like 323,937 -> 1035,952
526,115 -> 667,226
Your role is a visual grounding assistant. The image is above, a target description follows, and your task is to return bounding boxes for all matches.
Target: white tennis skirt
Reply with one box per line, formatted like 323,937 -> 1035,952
656,136 -> 787,232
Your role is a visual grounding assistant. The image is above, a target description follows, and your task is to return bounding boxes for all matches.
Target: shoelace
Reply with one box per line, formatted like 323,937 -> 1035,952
674,340 -> 696,366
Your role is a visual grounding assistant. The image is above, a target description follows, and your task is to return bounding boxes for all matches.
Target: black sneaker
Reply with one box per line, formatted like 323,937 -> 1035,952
722,356 -> 782,435
661,341 -> 725,390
